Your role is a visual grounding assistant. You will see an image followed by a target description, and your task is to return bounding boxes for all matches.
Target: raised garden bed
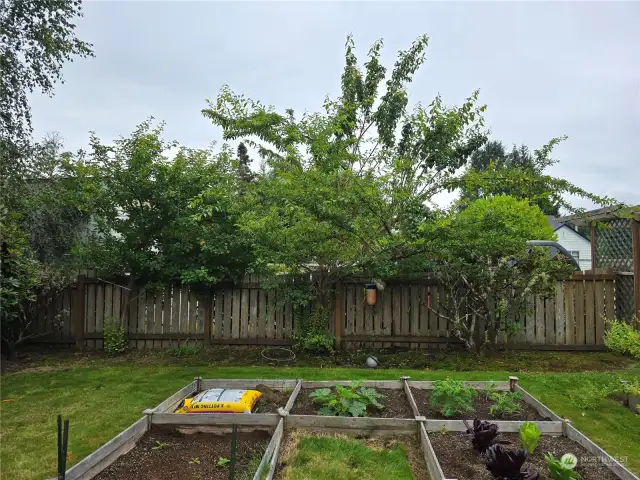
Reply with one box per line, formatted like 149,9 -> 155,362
94,427 -> 270,480
410,387 -> 547,420
56,376 -> 638,480
274,430 -> 428,479
429,431 -> 618,480
290,387 -> 414,418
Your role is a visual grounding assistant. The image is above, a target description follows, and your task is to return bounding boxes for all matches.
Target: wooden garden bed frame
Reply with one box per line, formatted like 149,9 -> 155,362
57,376 -> 638,480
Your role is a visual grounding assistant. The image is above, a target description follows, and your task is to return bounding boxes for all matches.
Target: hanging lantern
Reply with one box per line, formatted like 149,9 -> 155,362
365,283 -> 377,306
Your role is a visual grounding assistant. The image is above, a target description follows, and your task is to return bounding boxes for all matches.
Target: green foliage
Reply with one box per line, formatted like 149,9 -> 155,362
151,440 -> 170,450
429,378 -> 477,417
293,305 -> 335,354
604,320 -> 640,359
0,0 -> 94,157
216,457 -> 230,467
519,421 -> 541,453
309,381 -> 384,417
162,345 -> 201,357
567,381 -> 615,410
489,392 -> 523,418
545,453 -> 581,480
103,316 -> 127,356
620,378 -> 640,396
422,195 -> 575,351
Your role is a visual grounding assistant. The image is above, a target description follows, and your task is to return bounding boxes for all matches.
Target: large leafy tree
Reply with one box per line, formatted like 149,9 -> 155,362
0,0 -> 93,166
202,35 -> 487,310
74,120 -> 253,323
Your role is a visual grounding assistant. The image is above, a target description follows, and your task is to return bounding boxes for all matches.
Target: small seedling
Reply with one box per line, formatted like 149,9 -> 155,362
151,440 -> 171,450
439,425 -> 448,435
217,457 -> 231,467
188,457 -> 201,465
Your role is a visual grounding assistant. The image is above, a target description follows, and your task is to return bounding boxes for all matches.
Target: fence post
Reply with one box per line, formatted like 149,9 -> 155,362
334,283 -> 342,350
633,219 -> 640,320
203,290 -> 212,347
74,275 -> 86,349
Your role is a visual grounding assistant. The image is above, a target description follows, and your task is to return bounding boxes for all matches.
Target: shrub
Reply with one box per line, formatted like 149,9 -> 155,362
567,381 -> 614,410
103,315 -> 127,355
293,305 -> 335,354
604,319 -> 640,358
163,344 -> 201,357
429,378 -> 477,417
545,453 -> 581,479
620,378 -> 640,396
489,392 -> 523,418
309,381 -> 384,417
519,421 -> 541,453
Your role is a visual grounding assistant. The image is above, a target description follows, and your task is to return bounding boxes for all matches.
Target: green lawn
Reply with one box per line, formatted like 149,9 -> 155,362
1,353 -> 639,479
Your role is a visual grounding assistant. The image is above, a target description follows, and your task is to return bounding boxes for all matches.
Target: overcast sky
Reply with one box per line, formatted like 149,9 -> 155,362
29,1 -> 639,209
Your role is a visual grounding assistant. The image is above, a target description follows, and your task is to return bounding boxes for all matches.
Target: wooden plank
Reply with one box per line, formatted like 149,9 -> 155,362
342,335 -> 463,344
303,380 -> 403,389
265,290 -> 274,340
253,419 -> 283,480
258,289 -> 267,339
545,295 -> 555,345
595,281 -> 606,345
284,297 -> 292,339
392,286 -> 402,346
152,380 -> 198,413
429,285 -> 439,338
86,283 -> 96,348
265,419 -> 285,480
63,417 -> 148,480
287,415 -> 417,433
514,385 -> 562,421
145,291 -> 154,349
419,285 -> 428,336
564,282 -> 575,345
112,285 -> 122,328
420,424 -> 446,480
422,419 -> 562,434
402,285 -> 411,339
62,288 -> 71,340
95,285 -> 105,348
154,289 -> 163,348
74,276 -> 86,347
344,285 -> 355,339
231,288 -> 240,339
188,288 -> 197,337
564,423 -> 639,480
575,281 -> 585,345
250,288 -> 259,338
284,380 -> 303,413
382,287 -> 392,348
222,288 -> 232,339
202,379 -> 298,390
410,381 -> 509,391
604,280 -> 615,323
178,286 -> 188,336
403,379 -> 420,418
437,285 -> 447,337
152,413 -> 280,427
335,284 -> 344,349
127,284 -> 137,348
555,282 -> 565,344
535,296 -> 545,344
525,294 -> 535,343
410,286 -> 420,347
274,293 -> 283,340
584,280 -> 596,345
355,285 -> 364,348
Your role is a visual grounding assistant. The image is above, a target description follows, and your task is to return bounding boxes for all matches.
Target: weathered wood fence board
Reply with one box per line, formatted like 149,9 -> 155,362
28,273 -> 623,350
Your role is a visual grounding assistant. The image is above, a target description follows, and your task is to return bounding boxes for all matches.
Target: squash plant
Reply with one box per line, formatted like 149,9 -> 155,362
309,381 -> 384,417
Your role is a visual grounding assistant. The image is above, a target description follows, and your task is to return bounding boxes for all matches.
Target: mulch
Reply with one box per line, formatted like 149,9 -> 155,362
94,427 -> 270,480
411,388 -> 547,420
289,387 -> 414,418
429,431 -> 619,480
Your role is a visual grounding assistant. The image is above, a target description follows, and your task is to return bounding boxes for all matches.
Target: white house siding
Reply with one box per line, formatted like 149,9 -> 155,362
554,225 -> 592,270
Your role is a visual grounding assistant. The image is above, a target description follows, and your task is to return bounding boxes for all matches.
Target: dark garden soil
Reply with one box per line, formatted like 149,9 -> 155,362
429,431 -> 619,480
289,387 -> 414,418
94,427 -> 270,480
411,388 -> 547,420
253,384 -> 290,413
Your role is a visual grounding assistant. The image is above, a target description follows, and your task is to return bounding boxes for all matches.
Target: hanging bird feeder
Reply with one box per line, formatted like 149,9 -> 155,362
365,283 -> 377,306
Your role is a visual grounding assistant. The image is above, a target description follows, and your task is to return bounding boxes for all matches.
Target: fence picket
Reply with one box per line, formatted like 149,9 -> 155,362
584,280 -> 596,345
595,281 -> 606,345
554,283 -> 564,344
575,281 -> 585,345
564,282 -> 575,345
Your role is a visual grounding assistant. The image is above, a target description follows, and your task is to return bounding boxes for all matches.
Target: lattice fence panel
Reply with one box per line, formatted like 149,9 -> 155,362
615,274 -> 636,322
596,218 -> 633,271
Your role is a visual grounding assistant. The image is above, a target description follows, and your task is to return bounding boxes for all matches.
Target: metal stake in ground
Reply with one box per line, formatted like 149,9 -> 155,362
229,424 -> 238,480
57,415 -> 70,479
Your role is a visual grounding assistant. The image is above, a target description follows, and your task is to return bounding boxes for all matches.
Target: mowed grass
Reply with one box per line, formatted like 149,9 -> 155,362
280,435 -> 417,480
1,358 -> 639,479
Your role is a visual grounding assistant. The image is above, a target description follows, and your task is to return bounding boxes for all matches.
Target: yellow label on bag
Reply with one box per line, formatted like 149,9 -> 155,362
175,388 -> 262,414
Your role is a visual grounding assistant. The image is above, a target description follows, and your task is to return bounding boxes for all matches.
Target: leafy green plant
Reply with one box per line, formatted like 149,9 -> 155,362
162,345 -> 201,357
519,422 -> 541,453
545,453 -> 581,479
489,392 -> 523,418
483,382 -> 499,400
429,378 -> 477,417
188,457 -> 201,465
604,320 -> 640,359
309,381 -> 384,417
293,305 -> 335,354
621,379 -> 640,396
151,440 -> 170,450
103,315 -> 127,355
216,457 -> 230,467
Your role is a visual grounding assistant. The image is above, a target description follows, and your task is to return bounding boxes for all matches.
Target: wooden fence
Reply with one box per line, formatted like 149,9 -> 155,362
29,272 -> 620,351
